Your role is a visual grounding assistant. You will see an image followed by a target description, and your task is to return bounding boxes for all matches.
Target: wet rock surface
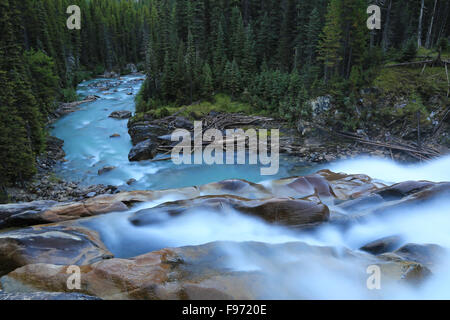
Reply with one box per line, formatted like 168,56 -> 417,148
128,139 -> 159,161
360,236 -> 404,255
0,224 -> 113,276
109,110 -> 132,119
0,240 -> 433,300
0,170 -> 449,299
0,292 -> 101,300
130,195 -> 330,229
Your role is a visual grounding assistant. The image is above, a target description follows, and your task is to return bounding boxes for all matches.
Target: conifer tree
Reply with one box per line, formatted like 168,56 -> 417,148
318,0 -> 343,81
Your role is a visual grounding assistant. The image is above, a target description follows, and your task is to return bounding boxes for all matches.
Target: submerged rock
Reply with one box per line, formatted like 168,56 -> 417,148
126,179 -> 137,185
376,181 -> 435,201
387,243 -> 445,268
98,166 -> 116,175
360,236 -> 404,255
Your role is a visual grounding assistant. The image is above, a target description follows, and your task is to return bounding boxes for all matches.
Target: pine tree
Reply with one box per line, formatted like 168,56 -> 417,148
185,30 -> 196,103
318,0 -> 343,82
278,0 -> 297,71
213,22 -> 226,88
230,59 -> 241,98
304,8 -> 322,65
0,0 -> 40,185
202,63 -> 214,99
241,24 -> 257,87
231,7 -> 246,64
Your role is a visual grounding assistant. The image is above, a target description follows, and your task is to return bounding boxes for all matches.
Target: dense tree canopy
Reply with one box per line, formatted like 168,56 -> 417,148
136,0 -> 450,116
1,0 -> 449,187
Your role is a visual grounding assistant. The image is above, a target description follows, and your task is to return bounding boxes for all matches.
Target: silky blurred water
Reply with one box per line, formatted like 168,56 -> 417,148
52,76 -> 450,299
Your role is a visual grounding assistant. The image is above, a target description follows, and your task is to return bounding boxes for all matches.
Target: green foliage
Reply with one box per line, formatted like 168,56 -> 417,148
395,93 -> 429,121
374,67 -> 448,98
401,38 -> 418,62
317,0 -> 343,80
23,49 -> 59,117
1,0 -> 450,186
60,88 -> 79,103
437,38 -> 449,52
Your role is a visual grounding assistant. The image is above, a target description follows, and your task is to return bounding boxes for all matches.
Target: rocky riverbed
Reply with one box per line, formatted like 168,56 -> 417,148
2,75 -> 449,300
0,170 -> 449,299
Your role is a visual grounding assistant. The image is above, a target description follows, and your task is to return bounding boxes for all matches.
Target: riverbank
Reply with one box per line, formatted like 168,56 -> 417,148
3,72 -> 448,204
1,74 -> 145,204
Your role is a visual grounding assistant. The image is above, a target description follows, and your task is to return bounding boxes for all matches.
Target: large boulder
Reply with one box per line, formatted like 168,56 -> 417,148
125,63 -> 137,73
307,95 -> 332,117
129,195 -> 330,229
0,198 -> 128,229
375,181 -> 436,201
360,235 -> 404,255
109,110 -> 132,119
172,116 -> 194,130
369,182 -> 450,218
0,224 -> 113,276
128,139 -> 159,162
199,179 -> 272,199
128,123 -> 168,145
0,201 -> 58,229
265,170 -> 386,202
0,241 -> 431,300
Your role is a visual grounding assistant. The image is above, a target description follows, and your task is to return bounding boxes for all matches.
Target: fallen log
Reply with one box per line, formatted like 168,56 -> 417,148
311,123 -> 441,160
384,60 -> 434,68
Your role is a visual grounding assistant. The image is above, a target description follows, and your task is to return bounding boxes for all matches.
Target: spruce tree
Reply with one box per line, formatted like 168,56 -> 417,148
318,0 -> 343,82
202,63 -> 214,100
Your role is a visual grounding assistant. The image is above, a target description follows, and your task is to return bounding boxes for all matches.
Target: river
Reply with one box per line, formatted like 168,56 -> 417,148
51,75 -> 450,299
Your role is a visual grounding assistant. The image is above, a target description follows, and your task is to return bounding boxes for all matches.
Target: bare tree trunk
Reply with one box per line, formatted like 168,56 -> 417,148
437,1 -> 449,42
426,0 -> 438,48
382,0 -> 393,52
418,0 -> 425,48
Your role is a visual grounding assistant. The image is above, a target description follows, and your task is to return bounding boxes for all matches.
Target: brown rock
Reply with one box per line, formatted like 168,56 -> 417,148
0,224 -> 113,276
376,181 -> 435,200
0,241 -> 431,300
98,166 -> 116,175
360,235 -> 404,255
130,195 -> 330,229
0,198 -> 128,229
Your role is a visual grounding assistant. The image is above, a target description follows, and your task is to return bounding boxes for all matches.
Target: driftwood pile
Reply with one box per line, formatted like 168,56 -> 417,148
202,113 -> 274,131
312,123 -> 442,162
152,113 -> 276,161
